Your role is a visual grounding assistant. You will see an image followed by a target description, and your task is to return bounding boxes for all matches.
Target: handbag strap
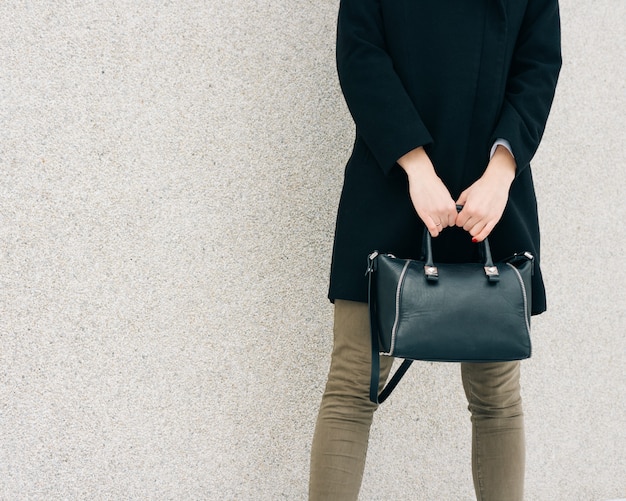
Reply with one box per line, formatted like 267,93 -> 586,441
368,266 -> 414,404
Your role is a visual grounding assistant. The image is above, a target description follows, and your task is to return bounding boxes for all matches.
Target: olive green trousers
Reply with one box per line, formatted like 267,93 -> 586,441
309,300 -> 525,501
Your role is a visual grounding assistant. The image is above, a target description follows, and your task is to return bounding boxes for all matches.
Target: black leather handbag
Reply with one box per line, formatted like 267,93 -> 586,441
367,229 -> 533,403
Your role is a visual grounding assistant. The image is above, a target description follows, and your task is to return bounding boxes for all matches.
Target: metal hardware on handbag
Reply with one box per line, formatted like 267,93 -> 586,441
367,229 -> 534,404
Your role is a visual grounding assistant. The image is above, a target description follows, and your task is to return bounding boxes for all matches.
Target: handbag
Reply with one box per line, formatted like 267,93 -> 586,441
367,227 -> 533,404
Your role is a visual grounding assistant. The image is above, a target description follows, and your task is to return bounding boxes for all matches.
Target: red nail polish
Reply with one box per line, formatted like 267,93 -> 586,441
472,238 -> 478,243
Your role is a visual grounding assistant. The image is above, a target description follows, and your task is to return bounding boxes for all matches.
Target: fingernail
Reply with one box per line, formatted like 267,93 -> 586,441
472,238 -> 478,243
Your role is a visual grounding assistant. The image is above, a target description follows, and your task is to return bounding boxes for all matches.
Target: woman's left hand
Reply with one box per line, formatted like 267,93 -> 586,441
455,145 -> 516,242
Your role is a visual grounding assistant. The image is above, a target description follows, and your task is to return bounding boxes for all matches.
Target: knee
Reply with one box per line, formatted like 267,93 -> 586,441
319,383 -> 379,427
462,362 -> 523,419
319,356 -> 394,422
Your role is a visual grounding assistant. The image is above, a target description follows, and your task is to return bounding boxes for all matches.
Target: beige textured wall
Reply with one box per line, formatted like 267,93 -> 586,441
1,1 -> 624,499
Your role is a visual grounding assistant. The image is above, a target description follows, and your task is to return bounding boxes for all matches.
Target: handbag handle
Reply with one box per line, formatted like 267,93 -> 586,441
421,206 -> 500,283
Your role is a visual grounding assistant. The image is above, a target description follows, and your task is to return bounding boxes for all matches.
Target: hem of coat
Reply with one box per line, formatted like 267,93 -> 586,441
327,291 -> 547,316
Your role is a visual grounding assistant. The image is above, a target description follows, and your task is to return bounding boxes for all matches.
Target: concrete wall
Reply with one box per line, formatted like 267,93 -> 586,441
1,1 -> 624,499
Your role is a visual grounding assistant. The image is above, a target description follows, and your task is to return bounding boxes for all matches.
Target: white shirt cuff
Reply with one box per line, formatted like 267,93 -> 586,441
490,139 -> 514,159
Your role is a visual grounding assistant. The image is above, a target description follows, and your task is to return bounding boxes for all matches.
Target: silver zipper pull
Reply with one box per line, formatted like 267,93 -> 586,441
366,251 -> 379,275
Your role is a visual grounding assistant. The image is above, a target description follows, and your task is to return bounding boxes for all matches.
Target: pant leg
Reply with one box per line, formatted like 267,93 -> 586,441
461,361 -> 525,501
309,300 -> 394,501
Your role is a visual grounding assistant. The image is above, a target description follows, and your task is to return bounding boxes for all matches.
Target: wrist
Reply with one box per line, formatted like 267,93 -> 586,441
486,146 -> 516,183
398,147 -> 436,178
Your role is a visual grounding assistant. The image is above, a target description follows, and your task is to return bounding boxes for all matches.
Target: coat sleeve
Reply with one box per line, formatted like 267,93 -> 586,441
336,0 -> 433,175
490,0 -> 562,172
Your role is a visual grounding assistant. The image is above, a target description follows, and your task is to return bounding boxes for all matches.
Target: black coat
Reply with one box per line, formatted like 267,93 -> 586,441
328,0 -> 562,315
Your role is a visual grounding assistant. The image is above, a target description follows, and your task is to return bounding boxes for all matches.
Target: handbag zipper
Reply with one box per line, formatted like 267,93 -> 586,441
388,260 -> 411,356
505,263 -> 531,335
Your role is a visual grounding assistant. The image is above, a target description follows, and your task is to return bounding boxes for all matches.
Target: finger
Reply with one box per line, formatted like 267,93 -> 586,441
446,211 -> 457,227
454,198 -> 465,226
463,216 -> 479,232
456,190 -> 468,207
465,213 -> 492,236
456,206 -> 470,227
468,219 -> 488,238
426,215 -> 441,237
473,220 -> 496,242
445,203 -> 458,227
436,205 -> 456,230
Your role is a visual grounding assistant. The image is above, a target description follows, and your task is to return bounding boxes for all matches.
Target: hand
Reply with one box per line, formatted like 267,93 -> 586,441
455,145 -> 516,242
398,147 -> 457,237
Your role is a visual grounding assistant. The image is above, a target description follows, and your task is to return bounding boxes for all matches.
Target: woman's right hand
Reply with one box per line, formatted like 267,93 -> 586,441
397,147 -> 457,237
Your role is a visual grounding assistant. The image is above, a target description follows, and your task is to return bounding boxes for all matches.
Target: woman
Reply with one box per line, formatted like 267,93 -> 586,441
309,1 -> 561,500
